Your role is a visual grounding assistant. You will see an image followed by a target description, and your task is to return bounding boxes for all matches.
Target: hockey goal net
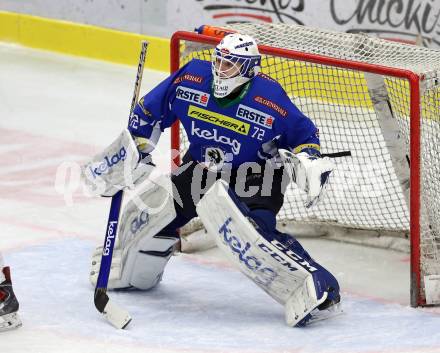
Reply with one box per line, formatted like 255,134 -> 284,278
170,23 -> 440,307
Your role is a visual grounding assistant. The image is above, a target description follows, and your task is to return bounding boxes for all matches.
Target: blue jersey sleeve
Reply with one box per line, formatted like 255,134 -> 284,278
278,94 -> 320,156
128,64 -> 188,139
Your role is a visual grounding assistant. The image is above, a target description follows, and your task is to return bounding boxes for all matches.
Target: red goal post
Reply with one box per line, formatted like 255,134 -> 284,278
169,24 -> 440,307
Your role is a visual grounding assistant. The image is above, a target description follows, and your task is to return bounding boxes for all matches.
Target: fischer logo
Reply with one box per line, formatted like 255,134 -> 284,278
130,210 -> 149,234
89,147 -> 127,179
176,86 -> 210,106
188,105 -> 250,135
219,217 -> 277,287
191,121 -> 241,155
236,104 -> 274,129
103,221 -> 118,256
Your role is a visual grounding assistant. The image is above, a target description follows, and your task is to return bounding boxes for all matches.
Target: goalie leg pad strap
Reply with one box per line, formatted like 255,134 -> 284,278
196,180 -> 339,326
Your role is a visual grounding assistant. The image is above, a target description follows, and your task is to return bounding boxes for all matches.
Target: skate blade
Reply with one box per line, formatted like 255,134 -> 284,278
0,312 -> 22,332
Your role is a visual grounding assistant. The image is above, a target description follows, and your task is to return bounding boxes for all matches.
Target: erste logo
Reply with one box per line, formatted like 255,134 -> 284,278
236,104 -> 274,129
176,86 -> 210,107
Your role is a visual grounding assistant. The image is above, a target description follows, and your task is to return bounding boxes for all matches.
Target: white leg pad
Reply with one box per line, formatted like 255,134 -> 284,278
128,234 -> 178,290
196,180 -> 326,326
285,276 -> 328,326
90,174 -> 177,290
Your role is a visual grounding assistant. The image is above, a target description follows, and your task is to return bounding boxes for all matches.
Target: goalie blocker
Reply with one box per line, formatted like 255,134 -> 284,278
196,180 -> 340,327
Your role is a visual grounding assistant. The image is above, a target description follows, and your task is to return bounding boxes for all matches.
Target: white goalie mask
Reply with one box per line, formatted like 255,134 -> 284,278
212,33 -> 261,98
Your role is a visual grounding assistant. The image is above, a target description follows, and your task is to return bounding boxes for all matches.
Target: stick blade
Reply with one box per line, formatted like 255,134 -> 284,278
103,299 -> 132,329
95,288 -> 132,329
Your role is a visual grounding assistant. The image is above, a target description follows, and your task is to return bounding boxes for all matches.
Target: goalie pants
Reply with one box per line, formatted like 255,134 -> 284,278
163,152 -> 289,232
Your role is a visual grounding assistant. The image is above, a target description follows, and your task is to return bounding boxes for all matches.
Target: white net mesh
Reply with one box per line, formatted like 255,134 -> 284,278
172,23 -> 440,304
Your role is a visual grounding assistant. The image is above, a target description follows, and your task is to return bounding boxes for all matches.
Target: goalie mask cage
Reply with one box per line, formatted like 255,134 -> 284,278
169,23 -> 440,307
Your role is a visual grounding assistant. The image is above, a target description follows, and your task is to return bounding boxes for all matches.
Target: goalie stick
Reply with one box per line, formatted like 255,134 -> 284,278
94,40 -> 149,329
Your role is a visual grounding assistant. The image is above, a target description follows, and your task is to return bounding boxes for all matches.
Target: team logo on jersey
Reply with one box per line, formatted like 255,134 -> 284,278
191,121 -> 241,155
254,96 -> 287,117
236,104 -> 274,129
187,105 -> 250,135
202,147 -> 231,171
173,74 -> 203,85
176,86 -> 210,107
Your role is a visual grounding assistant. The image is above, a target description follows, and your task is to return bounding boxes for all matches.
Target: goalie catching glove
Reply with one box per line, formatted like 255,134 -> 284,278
81,128 -> 154,196
279,149 -> 334,208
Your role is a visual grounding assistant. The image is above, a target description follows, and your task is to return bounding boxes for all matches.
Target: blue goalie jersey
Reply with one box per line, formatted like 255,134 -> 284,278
128,59 -> 320,170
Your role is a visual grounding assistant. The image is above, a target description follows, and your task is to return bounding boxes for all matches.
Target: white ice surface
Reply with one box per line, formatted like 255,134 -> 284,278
0,44 -> 440,353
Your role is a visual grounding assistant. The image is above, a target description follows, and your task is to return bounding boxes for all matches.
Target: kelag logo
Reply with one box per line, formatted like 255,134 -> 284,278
89,147 -> 127,179
218,217 -> 277,287
103,221 -> 117,256
191,121 -> 241,155
176,86 -> 210,107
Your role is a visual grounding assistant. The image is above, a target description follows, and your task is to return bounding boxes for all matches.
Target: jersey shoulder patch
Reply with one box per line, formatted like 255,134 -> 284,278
250,77 -> 290,118
172,59 -> 211,86
172,60 -> 212,107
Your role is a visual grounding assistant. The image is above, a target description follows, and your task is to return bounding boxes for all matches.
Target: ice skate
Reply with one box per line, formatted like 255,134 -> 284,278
0,267 -> 22,332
